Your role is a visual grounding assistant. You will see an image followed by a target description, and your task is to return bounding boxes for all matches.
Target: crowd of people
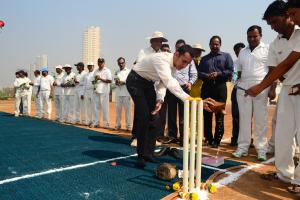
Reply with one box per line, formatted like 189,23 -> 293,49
12,0 -> 300,194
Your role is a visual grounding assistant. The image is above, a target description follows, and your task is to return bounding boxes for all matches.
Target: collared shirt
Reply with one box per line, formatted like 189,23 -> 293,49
32,75 -> 41,94
83,70 -> 95,94
175,60 -> 198,85
40,75 -> 54,91
198,51 -> 233,82
237,42 -> 269,82
14,77 -> 31,94
63,72 -> 76,95
54,72 -> 65,95
115,67 -> 130,97
136,46 -> 161,64
268,25 -> 300,85
93,67 -> 112,94
132,52 -> 189,101
75,71 -> 88,96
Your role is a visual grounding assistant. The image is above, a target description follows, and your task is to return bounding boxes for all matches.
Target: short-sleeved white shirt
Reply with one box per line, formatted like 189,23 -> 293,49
40,75 -> 54,91
237,42 -> 269,82
93,67 -> 112,94
267,25 -> 300,85
115,67 -> 130,97
63,72 -> 76,95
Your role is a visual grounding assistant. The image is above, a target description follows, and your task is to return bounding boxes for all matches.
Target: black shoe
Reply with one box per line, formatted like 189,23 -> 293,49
153,147 -> 170,157
135,158 -> 146,169
211,141 -> 219,148
250,138 -> 254,148
168,148 -> 181,160
230,141 -> 237,147
161,137 -> 177,144
144,156 -> 160,163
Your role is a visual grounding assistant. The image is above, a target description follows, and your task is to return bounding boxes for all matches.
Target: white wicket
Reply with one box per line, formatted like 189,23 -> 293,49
183,98 -> 204,193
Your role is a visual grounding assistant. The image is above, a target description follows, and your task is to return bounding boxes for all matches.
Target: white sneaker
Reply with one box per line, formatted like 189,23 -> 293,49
232,149 -> 248,158
130,138 -> 137,147
257,151 -> 267,161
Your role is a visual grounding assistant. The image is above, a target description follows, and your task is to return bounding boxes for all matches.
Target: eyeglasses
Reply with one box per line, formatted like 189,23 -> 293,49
118,62 -> 125,65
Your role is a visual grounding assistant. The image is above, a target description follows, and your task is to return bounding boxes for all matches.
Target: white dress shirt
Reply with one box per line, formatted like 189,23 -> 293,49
267,25 -> 300,86
93,67 -> 112,94
54,72 -> 65,95
237,42 -> 269,83
132,52 -> 189,101
40,75 -> 54,91
136,46 -> 161,64
63,72 -> 76,95
115,67 -> 130,97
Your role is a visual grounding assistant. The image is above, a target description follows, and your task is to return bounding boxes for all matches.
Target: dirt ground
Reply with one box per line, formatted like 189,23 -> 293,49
0,99 -> 299,200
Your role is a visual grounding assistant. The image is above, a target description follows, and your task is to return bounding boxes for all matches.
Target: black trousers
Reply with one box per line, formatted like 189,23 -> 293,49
126,71 -> 161,158
231,87 -> 239,144
201,81 -> 227,145
167,87 -> 189,141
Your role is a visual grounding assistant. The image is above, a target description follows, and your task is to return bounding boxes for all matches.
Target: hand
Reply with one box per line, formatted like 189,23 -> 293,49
53,82 -> 57,86
151,100 -> 163,115
268,88 -> 276,100
115,80 -> 120,86
203,98 -> 215,112
95,75 -> 102,81
208,72 -> 219,79
184,83 -> 192,91
245,84 -> 263,97
49,94 -> 53,99
289,84 -> 300,95
81,95 -> 84,100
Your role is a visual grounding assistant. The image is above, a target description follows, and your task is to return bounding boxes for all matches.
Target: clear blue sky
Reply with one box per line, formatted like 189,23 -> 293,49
0,0 -> 276,88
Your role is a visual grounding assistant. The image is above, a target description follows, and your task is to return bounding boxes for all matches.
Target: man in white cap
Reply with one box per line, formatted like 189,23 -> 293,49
131,31 -> 168,146
53,65 -> 65,122
74,62 -> 88,125
114,57 -> 131,131
82,62 -> 95,127
190,43 -> 205,98
37,66 -> 54,119
93,58 -> 112,128
61,64 -> 76,124
32,70 -> 42,117
13,70 -> 31,117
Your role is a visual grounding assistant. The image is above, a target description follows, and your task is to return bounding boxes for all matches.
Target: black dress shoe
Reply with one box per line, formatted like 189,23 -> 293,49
144,156 -> 160,163
153,147 -> 170,157
135,158 -> 146,169
168,148 -> 181,160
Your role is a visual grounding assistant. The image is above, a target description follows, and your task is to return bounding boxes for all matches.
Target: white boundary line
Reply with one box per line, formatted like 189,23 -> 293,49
216,157 -> 275,187
0,153 -> 137,185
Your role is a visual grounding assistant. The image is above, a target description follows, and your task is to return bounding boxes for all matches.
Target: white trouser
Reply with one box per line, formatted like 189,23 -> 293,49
27,92 -> 32,115
75,91 -> 86,124
39,90 -> 52,119
15,93 -> 28,115
54,95 -> 64,121
237,81 -> 268,153
85,89 -> 94,125
63,95 -> 75,123
93,93 -> 109,127
275,86 -> 300,185
115,96 -> 131,129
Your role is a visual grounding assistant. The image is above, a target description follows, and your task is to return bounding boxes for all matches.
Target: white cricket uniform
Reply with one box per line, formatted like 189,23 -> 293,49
267,26 -> 300,185
39,75 -> 54,119
114,67 -> 131,129
93,67 -> 112,127
236,42 -> 269,153
26,78 -> 32,115
83,70 -> 95,125
54,72 -> 65,121
75,71 -> 87,124
62,72 -> 76,123
14,77 -> 31,116
32,75 -> 42,117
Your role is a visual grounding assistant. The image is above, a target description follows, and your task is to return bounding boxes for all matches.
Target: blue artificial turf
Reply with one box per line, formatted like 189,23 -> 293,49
0,112 -> 244,200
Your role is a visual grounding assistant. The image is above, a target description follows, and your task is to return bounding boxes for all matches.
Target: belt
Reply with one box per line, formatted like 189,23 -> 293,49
131,70 -> 154,85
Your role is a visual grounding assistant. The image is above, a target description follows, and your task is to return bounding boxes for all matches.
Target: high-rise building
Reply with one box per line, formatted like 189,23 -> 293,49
82,26 -> 100,66
35,54 -> 48,67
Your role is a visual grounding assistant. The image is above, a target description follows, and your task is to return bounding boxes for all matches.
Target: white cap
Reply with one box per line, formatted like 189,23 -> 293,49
55,65 -> 63,70
63,64 -> 72,68
147,31 -> 168,42
87,62 -> 94,66
192,43 -> 205,51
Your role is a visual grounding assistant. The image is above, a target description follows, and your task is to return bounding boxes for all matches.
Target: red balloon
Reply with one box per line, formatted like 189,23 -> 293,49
0,20 -> 5,28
